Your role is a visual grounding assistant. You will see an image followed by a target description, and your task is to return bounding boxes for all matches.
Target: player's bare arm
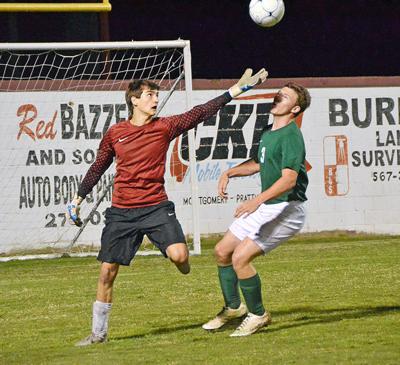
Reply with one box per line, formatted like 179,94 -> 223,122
234,168 -> 298,218
218,159 -> 260,198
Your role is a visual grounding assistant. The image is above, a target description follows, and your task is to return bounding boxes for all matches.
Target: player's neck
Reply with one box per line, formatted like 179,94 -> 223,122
271,114 -> 294,131
130,111 -> 153,126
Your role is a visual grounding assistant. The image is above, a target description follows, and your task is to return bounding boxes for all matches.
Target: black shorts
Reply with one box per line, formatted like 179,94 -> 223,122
98,200 -> 186,266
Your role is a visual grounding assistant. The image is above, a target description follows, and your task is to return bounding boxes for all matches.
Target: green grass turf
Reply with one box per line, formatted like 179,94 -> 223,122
1,233 -> 399,365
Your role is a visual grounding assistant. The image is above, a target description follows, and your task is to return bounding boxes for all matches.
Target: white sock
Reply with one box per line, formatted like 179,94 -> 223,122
92,300 -> 112,338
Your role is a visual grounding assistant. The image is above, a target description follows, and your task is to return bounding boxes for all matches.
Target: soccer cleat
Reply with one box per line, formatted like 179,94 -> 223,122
202,303 -> 247,330
75,333 -> 107,347
229,311 -> 272,337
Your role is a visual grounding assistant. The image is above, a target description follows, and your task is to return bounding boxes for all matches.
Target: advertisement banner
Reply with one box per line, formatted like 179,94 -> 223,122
1,87 -> 399,253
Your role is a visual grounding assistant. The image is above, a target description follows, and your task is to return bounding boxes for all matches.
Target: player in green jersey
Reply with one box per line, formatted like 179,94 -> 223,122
203,82 -> 311,337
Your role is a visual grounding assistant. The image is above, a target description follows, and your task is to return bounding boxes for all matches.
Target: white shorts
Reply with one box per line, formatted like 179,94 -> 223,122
229,201 -> 306,253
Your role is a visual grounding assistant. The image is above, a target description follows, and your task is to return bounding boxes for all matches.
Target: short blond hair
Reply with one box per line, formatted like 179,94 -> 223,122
284,82 -> 311,116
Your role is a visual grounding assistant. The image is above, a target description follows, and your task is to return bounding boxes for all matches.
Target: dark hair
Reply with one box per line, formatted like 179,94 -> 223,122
125,80 -> 160,119
284,82 -> 311,117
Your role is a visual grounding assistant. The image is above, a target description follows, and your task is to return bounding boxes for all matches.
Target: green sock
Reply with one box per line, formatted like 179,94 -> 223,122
239,274 -> 265,316
218,265 -> 241,309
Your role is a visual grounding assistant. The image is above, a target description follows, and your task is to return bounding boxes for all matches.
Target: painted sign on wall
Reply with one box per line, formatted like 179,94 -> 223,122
0,86 -> 399,253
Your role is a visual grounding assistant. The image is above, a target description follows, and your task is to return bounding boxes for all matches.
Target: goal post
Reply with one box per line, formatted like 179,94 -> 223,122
0,40 -> 201,261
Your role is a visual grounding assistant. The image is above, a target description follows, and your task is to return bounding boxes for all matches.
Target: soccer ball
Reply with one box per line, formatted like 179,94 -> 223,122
249,0 -> 285,28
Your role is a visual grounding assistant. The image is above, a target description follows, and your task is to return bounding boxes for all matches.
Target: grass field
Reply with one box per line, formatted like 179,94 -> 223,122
1,233 -> 399,365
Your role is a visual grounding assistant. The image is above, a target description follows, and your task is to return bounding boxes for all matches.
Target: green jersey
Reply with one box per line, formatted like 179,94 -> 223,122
256,121 -> 308,204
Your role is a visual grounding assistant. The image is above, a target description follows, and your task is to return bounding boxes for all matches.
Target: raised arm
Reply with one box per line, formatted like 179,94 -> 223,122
165,92 -> 232,141
165,68 -> 268,140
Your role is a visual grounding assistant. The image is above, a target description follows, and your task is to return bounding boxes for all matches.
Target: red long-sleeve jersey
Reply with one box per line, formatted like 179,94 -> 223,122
77,92 -> 231,208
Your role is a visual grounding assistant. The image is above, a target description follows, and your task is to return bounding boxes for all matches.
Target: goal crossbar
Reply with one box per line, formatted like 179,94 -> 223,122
0,40 -> 189,51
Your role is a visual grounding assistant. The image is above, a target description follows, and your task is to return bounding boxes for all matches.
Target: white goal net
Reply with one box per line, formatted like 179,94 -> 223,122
0,40 -> 201,261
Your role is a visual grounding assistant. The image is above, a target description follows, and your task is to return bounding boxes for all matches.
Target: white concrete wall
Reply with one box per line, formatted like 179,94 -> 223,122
1,86 -> 399,253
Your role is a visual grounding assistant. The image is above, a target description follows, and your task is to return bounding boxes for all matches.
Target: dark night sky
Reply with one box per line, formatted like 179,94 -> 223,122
0,0 -> 399,79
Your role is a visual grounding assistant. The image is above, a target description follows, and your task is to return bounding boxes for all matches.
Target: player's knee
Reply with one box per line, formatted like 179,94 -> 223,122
171,253 -> 190,275
98,264 -> 119,287
169,250 -> 188,265
214,243 -> 232,265
231,251 -> 247,272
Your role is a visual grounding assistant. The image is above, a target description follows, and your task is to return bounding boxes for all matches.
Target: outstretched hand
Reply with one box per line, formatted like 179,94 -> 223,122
229,68 -> 268,98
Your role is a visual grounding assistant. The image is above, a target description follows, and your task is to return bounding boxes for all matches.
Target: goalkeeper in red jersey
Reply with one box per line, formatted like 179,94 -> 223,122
68,68 -> 268,346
